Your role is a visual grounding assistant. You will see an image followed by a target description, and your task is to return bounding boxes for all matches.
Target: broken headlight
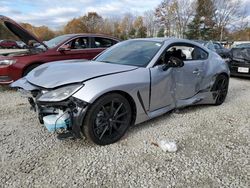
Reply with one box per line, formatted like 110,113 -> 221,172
38,84 -> 83,102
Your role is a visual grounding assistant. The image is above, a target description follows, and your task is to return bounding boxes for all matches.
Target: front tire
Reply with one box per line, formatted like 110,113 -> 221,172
82,93 -> 132,145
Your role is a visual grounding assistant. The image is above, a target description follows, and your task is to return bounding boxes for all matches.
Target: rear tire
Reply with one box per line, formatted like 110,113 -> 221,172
82,93 -> 132,145
212,74 -> 229,105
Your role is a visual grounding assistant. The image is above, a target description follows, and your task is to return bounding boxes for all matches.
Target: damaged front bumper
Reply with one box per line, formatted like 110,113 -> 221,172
35,97 -> 88,138
12,78 -> 88,138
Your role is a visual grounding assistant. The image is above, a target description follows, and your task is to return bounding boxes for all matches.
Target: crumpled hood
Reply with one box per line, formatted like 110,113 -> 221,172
25,60 -> 137,89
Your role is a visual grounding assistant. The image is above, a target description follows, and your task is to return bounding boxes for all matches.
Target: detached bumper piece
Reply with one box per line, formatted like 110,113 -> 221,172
36,97 -> 88,139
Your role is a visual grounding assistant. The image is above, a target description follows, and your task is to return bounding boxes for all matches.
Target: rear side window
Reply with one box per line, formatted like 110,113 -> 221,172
166,45 -> 208,61
93,37 -> 116,48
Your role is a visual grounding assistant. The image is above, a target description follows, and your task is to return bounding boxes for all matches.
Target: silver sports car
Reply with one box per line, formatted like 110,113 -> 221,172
12,38 -> 230,145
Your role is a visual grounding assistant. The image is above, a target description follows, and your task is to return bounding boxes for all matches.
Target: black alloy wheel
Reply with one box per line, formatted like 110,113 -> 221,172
83,93 -> 132,145
213,74 -> 229,105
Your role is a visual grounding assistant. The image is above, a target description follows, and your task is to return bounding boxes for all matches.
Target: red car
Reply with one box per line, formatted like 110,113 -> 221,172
0,40 -> 19,49
0,15 -> 119,84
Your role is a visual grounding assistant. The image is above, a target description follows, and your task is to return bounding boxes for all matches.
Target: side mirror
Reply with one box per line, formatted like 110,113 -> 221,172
58,46 -> 70,52
162,56 -> 184,71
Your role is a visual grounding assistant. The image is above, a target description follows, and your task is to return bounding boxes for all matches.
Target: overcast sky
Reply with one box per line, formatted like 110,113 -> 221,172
0,0 -> 249,30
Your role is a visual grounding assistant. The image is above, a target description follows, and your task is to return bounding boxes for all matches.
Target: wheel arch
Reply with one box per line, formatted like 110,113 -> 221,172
88,90 -> 137,126
211,72 -> 229,92
22,62 -> 43,76
218,72 -> 229,79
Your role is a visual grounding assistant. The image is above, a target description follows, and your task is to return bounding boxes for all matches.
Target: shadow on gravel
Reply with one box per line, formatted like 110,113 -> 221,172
230,75 -> 250,81
127,104 -> 213,135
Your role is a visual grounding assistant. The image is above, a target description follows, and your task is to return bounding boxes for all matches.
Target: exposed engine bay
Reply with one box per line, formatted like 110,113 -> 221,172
0,48 -> 44,57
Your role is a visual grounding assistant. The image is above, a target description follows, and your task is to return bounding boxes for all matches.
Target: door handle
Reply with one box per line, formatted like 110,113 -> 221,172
193,69 -> 203,74
193,70 -> 199,74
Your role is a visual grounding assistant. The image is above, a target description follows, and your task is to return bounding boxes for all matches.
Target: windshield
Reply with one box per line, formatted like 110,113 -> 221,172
39,35 -> 72,49
95,40 -> 163,67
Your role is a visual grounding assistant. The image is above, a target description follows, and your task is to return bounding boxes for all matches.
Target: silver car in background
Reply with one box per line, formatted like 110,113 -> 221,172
12,38 -> 230,145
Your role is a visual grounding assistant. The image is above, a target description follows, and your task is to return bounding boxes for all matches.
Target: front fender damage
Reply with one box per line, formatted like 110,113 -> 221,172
36,98 -> 89,139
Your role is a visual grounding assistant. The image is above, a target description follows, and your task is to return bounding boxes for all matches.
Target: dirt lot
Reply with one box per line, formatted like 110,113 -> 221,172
0,77 -> 249,187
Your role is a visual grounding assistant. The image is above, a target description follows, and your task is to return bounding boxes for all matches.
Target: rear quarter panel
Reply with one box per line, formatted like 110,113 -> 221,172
201,51 -> 230,91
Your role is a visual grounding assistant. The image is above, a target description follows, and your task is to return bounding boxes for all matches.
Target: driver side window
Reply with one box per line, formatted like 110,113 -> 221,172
65,37 -> 89,50
156,44 -> 208,66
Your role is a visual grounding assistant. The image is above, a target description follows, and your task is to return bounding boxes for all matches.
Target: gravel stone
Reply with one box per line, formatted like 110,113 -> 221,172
0,77 -> 249,187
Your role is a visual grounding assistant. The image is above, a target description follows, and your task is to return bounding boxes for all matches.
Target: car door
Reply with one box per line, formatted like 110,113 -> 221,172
172,45 -> 208,100
58,37 -> 94,60
149,55 -> 175,111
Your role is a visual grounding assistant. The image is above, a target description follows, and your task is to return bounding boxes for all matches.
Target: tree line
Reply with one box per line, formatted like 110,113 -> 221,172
0,0 -> 249,41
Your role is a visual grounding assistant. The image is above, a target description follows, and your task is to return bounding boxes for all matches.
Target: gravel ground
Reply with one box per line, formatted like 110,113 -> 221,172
0,78 -> 249,187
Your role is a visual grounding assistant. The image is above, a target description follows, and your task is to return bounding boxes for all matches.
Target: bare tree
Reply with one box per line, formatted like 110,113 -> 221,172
155,0 -> 194,38
155,0 -> 176,37
213,0 -> 247,40
83,12 -> 104,33
174,0 -> 195,38
143,10 -> 156,37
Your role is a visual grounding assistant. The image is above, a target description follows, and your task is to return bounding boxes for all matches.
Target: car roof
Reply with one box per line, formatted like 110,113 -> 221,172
60,33 -> 120,41
129,38 -> 207,47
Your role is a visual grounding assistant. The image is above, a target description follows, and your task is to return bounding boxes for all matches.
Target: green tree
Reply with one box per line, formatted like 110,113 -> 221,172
134,16 -> 147,38
157,27 -> 165,37
186,0 -> 215,40
128,28 -> 136,38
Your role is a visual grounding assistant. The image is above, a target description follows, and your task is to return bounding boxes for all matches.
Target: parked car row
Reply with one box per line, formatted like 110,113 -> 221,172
227,43 -> 250,77
194,40 -> 250,77
194,40 -> 230,58
0,39 -> 19,49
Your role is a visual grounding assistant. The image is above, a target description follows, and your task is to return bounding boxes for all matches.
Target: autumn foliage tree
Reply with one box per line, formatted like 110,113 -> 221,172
63,12 -> 103,34
1,2 -> 248,43
0,23 -> 18,40
63,18 -> 87,34
21,23 -> 55,40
